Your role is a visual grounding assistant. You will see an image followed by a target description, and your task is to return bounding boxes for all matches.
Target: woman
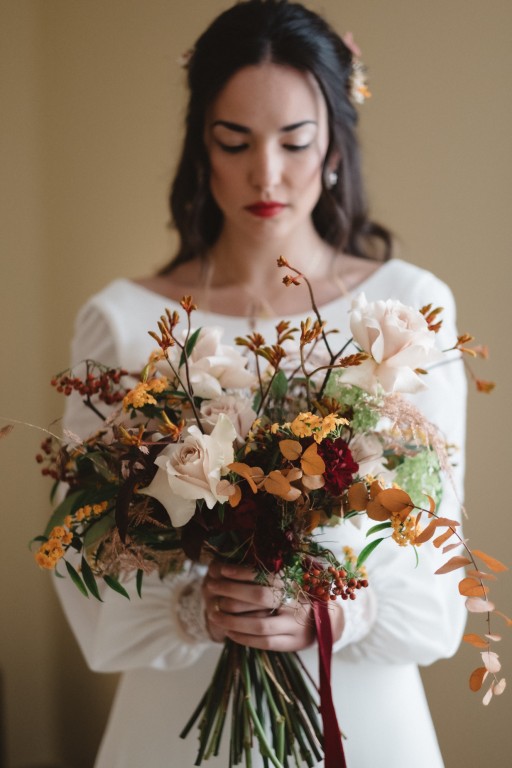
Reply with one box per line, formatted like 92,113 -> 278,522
57,2 -> 467,766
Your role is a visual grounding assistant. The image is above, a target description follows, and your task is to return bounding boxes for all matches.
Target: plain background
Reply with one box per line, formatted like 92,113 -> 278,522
1,1 -> 511,766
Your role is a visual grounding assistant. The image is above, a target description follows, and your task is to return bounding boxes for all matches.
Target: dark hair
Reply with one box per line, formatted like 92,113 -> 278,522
162,0 -> 392,274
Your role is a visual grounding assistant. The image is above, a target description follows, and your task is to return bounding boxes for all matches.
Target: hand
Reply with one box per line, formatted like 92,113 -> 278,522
203,561 -> 344,651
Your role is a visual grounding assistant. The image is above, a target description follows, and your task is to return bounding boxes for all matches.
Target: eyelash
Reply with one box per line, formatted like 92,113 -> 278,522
217,142 -> 311,154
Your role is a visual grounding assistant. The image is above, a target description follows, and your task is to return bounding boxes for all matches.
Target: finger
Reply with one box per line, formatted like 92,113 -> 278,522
205,577 -> 283,612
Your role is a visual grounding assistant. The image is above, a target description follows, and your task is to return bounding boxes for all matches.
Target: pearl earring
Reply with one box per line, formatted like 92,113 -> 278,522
327,170 -> 338,189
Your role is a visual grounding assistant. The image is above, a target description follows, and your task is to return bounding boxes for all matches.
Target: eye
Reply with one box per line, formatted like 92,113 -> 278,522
216,141 -> 249,154
282,143 -> 311,152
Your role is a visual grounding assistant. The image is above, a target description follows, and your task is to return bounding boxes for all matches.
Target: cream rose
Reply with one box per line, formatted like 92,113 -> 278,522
140,413 -> 237,527
167,326 -> 255,399
341,293 -> 443,394
349,433 -> 394,483
200,394 -> 256,444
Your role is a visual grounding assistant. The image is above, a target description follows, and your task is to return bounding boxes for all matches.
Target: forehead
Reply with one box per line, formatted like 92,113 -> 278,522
208,62 -> 328,129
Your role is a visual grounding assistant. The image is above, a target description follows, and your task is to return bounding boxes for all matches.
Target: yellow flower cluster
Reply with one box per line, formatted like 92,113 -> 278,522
64,500 -> 109,527
123,376 -> 169,410
288,412 -> 348,443
391,513 -> 418,547
35,526 -> 73,569
35,501 -> 109,570
343,544 -> 368,579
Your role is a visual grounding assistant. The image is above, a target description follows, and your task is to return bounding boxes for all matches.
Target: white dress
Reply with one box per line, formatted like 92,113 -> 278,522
56,258 -> 467,768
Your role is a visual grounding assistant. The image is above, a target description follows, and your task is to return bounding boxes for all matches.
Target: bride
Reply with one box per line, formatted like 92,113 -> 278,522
57,2 -> 466,766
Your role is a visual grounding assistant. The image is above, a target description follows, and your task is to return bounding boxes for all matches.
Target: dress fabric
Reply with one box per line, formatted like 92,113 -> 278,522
56,258 -> 467,768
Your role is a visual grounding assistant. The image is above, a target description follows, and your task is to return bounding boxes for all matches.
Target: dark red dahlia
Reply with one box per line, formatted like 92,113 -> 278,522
317,437 -> 359,496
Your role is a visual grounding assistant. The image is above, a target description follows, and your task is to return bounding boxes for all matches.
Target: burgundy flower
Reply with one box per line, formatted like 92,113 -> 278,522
317,437 -> 359,496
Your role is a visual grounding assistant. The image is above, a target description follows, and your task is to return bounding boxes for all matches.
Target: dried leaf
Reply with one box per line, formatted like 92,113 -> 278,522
458,577 -> 488,598
301,474 -> 325,490
463,633 -> 489,649
279,439 -> 303,461
228,484 -> 242,508
369,479 -> 385,499
425,493 -> 436,515
472,549 -> 508,573
0,424 -> 14,439
494,678 -> 506,696
482,684 -> 494,706
228,462 -> 264,493
435,555 -> 471,575
481,651 -> 501,674
465,597 -> 495,613
469,666 -> 488,692
284,467 -> 303,483
301,442 -> 325,476
414,519 -> 438,545
264,470 -> 292,498
347,482 -> 368,511
433,528 -> 455,549
377,488 -> 414,519
485,633 -> 502,642
495,610 -> 512,626
366,499 -> 391,522
442,540 -> 463,554
466,569 -> 497,582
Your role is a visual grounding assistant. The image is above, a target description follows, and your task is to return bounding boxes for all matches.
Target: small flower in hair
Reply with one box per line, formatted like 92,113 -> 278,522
342,31 -> 371,105
178,48 -> 194,69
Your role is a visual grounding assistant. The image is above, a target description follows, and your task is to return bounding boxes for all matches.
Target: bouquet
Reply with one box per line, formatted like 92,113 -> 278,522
23,258 -> 507,767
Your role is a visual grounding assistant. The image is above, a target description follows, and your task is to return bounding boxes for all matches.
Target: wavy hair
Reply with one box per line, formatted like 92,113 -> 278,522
162,0 -> 392,274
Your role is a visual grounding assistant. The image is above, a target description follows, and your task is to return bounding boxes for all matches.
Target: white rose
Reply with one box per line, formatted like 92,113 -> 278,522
166,326 -> 256,399
200,394 -> 256,444
341,293 -> 443,394
140,413 -> 237,527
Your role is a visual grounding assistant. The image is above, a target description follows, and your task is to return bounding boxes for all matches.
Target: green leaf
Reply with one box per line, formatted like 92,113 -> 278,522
64,559 -> 89,598
80,557 -> 103,601
179,327 -> 202,368
103,574 -> 130,599
83,513 -> 115,548
356,537 -> 385,568
44,490 -> 85,537
269,369 -> 288,400
366,522 -> 392,537
136,568 -> 143,598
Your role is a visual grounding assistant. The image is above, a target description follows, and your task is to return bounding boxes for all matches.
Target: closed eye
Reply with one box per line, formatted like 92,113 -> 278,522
217,142 -> 249,154
282,143 -> 311,152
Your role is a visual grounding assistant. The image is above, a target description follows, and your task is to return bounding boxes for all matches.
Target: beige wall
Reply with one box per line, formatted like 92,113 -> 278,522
1,1 -> 510,766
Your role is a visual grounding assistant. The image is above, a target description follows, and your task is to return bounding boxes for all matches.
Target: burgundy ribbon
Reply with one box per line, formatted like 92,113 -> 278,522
313,600 -> 347,768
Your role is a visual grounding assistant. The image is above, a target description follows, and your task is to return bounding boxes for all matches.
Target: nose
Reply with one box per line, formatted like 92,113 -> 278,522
248,142 -> 282,194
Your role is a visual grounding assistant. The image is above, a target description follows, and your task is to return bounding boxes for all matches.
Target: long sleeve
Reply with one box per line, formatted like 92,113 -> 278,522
333,268 -> 468,666
55,298 -> 215,673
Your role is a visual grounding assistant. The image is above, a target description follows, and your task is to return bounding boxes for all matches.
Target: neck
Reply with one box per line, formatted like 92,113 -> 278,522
207,221 -> 333,291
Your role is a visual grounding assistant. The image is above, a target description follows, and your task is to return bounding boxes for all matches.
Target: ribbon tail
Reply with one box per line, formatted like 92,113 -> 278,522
313,600 -> 347,768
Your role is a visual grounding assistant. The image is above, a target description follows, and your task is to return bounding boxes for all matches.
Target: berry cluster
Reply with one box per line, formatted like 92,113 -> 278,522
302,565 -> 368,601
35,436 -> 64,481
51,363 -> 128,405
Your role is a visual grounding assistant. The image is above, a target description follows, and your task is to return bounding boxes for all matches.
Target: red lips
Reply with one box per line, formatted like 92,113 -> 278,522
245,201 -> 287,218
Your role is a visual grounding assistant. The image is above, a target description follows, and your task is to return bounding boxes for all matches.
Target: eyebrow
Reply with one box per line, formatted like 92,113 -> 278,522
211,119 -> 317,134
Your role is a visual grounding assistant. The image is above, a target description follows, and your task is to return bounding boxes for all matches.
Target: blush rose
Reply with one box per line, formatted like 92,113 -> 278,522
140,413 -> 237,527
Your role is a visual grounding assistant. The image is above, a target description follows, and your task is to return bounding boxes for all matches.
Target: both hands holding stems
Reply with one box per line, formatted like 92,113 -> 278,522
203,561 -> 345,651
